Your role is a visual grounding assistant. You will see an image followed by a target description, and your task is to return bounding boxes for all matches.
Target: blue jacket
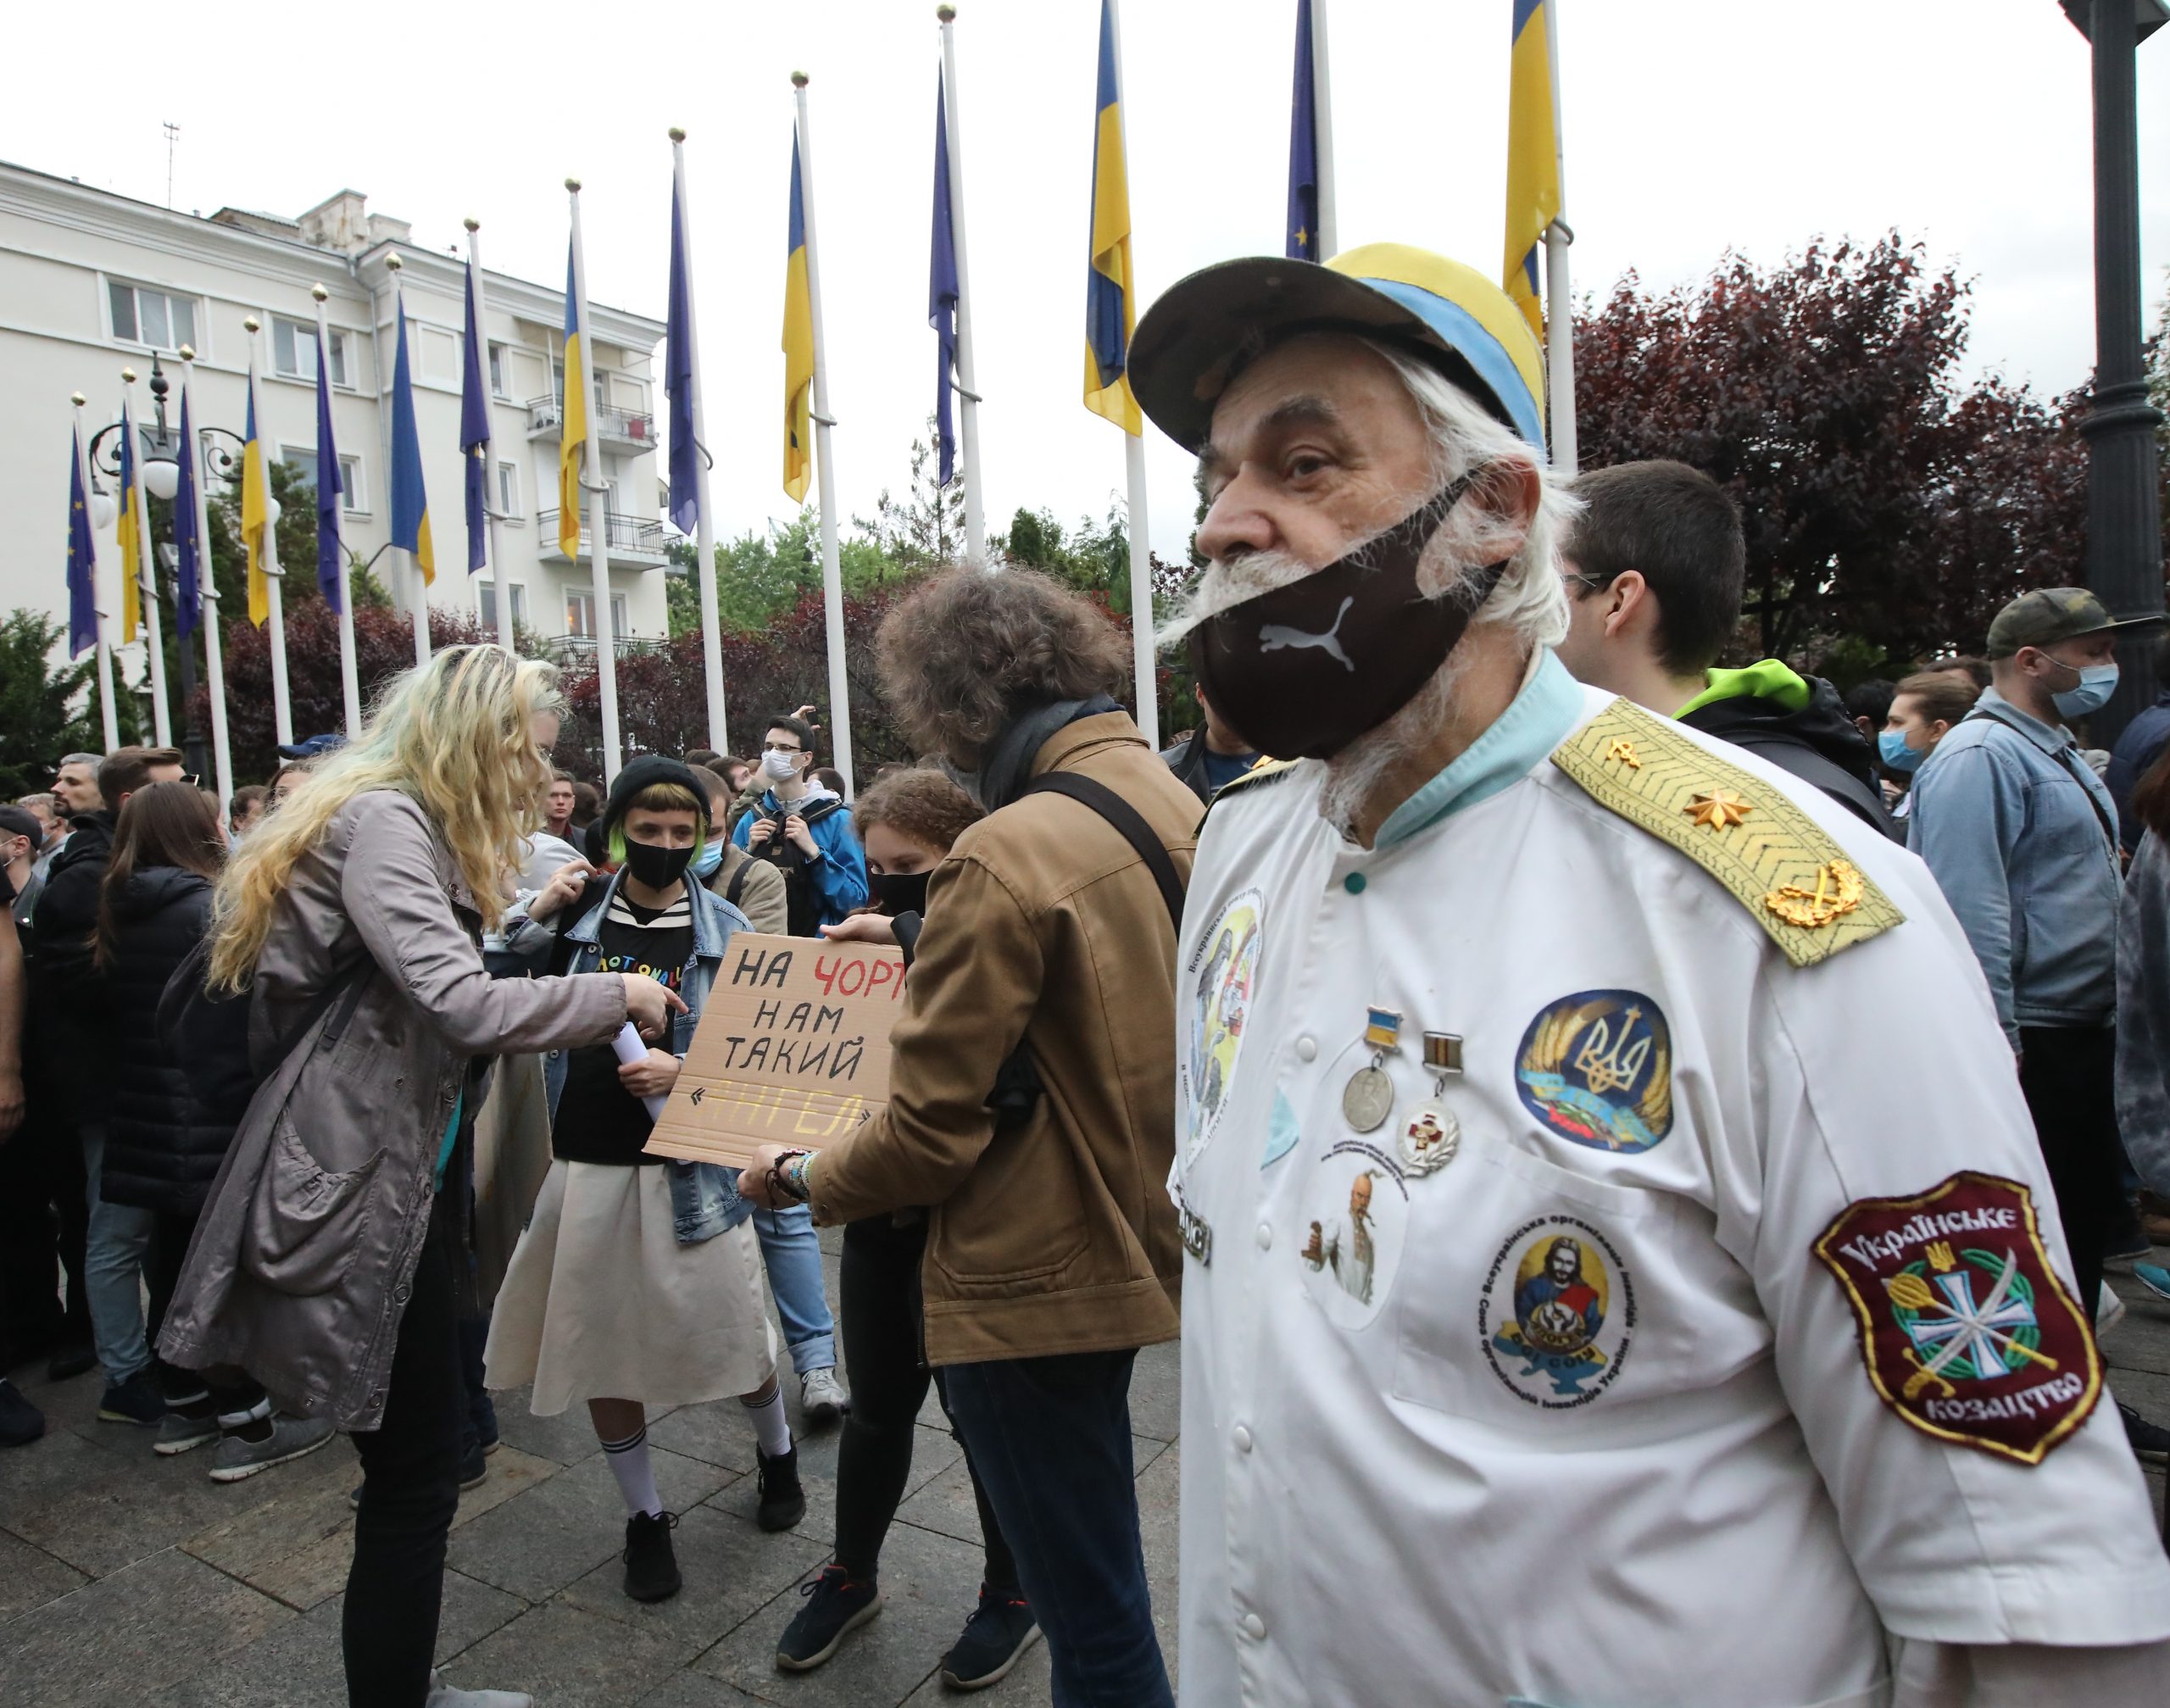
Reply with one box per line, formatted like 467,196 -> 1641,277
728,787 -> 868,929
1907,687 -> 2122,1048
503,870 -> 752,1243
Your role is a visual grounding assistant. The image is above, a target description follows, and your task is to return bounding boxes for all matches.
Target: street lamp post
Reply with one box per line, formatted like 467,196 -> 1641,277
2062,0 -> 2167,743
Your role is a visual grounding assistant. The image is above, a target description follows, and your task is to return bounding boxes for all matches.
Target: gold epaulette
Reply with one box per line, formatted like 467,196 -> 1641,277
1550,698 -> 1903,969
1204,756 -> 1300,816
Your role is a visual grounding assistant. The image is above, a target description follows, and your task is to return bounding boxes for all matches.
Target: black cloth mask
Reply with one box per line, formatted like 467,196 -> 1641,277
871,870 -> 932,918
1185,470 -> 1508,760
621,838 -> 694,892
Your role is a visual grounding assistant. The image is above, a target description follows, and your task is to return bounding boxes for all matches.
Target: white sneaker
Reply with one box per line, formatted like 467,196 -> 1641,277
800,1367 -> 850,1426
426,1671 -> 532,1707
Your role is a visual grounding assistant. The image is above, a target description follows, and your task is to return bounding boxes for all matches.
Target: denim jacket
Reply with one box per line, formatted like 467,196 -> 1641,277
1907,686 -> 2122,1048
503,871 -> 753,1243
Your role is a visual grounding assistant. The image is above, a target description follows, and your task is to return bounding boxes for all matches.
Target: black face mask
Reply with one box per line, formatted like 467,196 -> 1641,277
1185,469 -> 1509,761
871,870 -> 932,918
621,837 -> 694,892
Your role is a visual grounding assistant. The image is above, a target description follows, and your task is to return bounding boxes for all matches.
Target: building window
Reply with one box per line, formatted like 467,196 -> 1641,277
612,592 -> 629,636
271,317 -> 348,387
280,448 -> 366,514
478,581 -> 528,630
489,342 -> 509,399
108,281 -> 198,352
497,460 -> 520,520
565,591 -> 593,637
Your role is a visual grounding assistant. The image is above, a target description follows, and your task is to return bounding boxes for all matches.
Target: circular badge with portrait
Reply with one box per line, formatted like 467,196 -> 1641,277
1297,1141 -> 1410,1333
1477,1214 -> 1636,1409
1182,888 -> 1264,1166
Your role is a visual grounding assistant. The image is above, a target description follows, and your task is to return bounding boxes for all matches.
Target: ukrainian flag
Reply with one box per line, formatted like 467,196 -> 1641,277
1503,0 -> 1561,348
559,244 -> 587,559
387,292 -> 435,584
782,131 -> 815,503
1082,0 -> 1141,435
242,346 -> 275,626
116,394 -> 142,644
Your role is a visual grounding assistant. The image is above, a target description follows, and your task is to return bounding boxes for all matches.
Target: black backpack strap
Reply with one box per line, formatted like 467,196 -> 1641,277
724,860 -> 750,909
1021,772 -> 1185,934
1967,705 -> 2119,852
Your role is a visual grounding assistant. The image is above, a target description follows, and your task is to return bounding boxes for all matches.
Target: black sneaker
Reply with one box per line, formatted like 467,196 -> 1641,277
940,1583 -> 1041,1691
621,1510 -> 682,1603
97,1369 -> 166,1425
755,1444 -> 805,1533
0,1378 -> 46,1449
47,1341 -> 96,1382
2118,1401 -> 2170,1465
459,1439 -> 488,1491
776,1565 -> 882,1672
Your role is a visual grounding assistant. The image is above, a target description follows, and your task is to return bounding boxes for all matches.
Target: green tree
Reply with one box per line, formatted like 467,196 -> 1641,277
0,610 -> 115,795
853,420 -> 967,576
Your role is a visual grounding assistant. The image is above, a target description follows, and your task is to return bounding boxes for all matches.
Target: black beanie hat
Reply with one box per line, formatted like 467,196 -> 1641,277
598,756 -> 709,846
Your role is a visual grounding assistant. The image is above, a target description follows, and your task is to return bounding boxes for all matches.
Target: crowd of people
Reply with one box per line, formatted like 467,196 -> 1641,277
2,236 -> 2168,1708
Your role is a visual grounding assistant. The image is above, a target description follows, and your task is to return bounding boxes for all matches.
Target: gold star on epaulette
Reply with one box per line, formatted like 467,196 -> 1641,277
1684,787 -> 1753,830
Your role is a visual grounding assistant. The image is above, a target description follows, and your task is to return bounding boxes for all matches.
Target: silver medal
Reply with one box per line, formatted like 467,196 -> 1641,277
1398,1102 -> 1461,1175
1342,1064 -> 1395,1133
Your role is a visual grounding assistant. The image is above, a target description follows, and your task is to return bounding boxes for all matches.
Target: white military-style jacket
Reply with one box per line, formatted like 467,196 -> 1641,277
1174,651 -> 2170,1708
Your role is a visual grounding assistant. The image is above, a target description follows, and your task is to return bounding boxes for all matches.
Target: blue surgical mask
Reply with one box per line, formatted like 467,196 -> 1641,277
692,837 -> 724,879
2050,661 -> 2119,720
1878,729 -> 1923,774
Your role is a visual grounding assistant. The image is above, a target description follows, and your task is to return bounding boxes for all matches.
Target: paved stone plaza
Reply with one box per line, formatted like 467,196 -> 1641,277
3,1231 -> 2165,1707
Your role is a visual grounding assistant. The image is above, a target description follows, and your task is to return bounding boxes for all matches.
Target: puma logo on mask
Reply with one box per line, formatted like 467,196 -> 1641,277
1260,595 -> 1355,671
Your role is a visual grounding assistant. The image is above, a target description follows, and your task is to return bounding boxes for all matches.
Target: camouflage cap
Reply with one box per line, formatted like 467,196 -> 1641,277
1984,587 -> 2163,659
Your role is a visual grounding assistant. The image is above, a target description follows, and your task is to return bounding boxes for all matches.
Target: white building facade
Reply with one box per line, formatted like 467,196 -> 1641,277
0,160 -> 670,691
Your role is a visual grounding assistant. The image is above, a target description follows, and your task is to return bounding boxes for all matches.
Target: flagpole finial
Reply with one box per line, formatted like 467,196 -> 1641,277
937,4 -> 955,20
463,216 -> 480,233
386,254 -> 403,274
311,283 -> 329,303
179,344 -> 195,364
669,126 -> 687,142
244,315 -> 259,333
70,391 -> 85,406
122,368 -> 138,385
792,71 -> 810,88
565,176 -> 582,193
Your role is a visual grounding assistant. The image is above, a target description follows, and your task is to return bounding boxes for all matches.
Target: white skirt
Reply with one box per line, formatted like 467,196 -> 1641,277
484,1160 -> 777,1416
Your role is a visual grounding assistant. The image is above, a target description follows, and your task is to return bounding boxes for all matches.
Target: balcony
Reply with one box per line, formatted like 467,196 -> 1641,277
537,509 -> 670,565
526,394 -> 655,448
541,634 -> 668,665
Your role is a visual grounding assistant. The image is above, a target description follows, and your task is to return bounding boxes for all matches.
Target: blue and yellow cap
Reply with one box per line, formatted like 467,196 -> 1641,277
1129,243 -> 1546,456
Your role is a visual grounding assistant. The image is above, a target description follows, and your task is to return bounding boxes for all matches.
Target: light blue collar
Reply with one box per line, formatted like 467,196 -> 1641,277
1973,685 -> 2073,755
1375,648 -> 1587,848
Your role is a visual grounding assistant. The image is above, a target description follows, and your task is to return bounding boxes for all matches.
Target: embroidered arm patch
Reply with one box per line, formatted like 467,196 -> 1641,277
1811,1172 -> 2101,1466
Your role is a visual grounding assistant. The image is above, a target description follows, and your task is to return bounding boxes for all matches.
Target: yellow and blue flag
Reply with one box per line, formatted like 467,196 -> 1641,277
929,74 -> 960,488
242,342 -> 275,626
782,131 -> 815,503
460,259 -> 491,574
1503,0 -> 1561,347
174,381 -> 202,638
1082,0 -> 1141,435
66,426 -> 97,658
116,394 -> 142,643
387,291 -> 435,584
1288,0 -> 1320,260
559,244 -> 587,558
314,331 -> 345,610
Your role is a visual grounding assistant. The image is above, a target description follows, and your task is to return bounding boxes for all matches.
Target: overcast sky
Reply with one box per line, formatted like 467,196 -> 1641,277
8,0 -> 2167,562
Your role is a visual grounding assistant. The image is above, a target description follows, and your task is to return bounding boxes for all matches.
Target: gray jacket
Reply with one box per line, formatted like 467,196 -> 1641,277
2117,832 -> 2170,1198
159,790 -> 628,1431
1906,688 -> 2122,1048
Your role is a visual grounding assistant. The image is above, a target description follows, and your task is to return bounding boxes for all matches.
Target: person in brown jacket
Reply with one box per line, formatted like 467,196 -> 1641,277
740,565 -> 1199,1708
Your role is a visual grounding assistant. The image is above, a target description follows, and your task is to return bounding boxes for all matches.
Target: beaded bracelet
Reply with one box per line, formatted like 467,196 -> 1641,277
768,1149 -> 813,1205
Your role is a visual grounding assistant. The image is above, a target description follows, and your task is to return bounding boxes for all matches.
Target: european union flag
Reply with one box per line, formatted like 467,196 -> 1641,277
930,73 -> 960,488
387,294 -> 435,584
1288,0 -> 1320,260
666,160 -> 700,537
175,384 -> 202,638
315,331 -> 344,612
461,259 -> 492,574
66,426 -> 97,659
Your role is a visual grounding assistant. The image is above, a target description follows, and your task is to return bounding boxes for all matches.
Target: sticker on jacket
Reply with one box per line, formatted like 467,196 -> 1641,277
1182,888 -> 1263,1166
1299,1141 -> 1407,1332
1479,1216 -> 1637,1408
1812,1171 -> 2101,1466
1515,989 -> 1672,1154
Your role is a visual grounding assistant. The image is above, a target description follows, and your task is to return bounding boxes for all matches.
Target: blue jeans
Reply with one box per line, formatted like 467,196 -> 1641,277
749,1205 -> 835,1374
942,1348 -> 1172,1708
81,1124 -> 154,1386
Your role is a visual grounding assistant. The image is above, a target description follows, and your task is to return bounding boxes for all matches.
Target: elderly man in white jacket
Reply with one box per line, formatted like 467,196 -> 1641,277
1129,243 -> 2170,1708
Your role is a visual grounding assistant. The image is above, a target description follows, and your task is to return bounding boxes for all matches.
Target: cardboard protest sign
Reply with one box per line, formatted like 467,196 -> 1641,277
643,932 -> 907,1169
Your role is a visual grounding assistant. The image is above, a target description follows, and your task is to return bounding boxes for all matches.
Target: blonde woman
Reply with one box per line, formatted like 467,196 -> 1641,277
159,646 -> 682,1708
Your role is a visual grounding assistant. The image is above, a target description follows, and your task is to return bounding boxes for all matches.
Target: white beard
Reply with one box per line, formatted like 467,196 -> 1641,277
1155,547 -> 1317,649
1317,647 -> 1468,840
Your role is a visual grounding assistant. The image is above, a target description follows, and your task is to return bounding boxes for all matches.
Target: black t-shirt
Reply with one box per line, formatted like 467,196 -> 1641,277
552,889 -> 693,1166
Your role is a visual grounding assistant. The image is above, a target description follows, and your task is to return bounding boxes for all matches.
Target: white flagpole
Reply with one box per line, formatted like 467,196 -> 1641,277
179,351 -> 235,822
387,261 -> 430,667
315,283 -> 364,737
567,179 -> 623,780
244,319 -> 295,748
1541,0 -> 1576,473
123,370 -> 173,746
793,74 -> 856,793
937,6 -> 986,565
1104,0 -> 1158,748
71,392 -> 120,752
464,222 -> 517,654
1310,0 -> 1338,259
670,129 -> 731,751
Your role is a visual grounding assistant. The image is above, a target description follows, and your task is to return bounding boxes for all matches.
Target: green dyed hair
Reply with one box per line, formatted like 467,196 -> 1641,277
605,780 -> 708,865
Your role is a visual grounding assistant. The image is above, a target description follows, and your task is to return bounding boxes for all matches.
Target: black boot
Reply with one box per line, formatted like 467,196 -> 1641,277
756,1444 -> 805,1532
622,1510 -> 682,1602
